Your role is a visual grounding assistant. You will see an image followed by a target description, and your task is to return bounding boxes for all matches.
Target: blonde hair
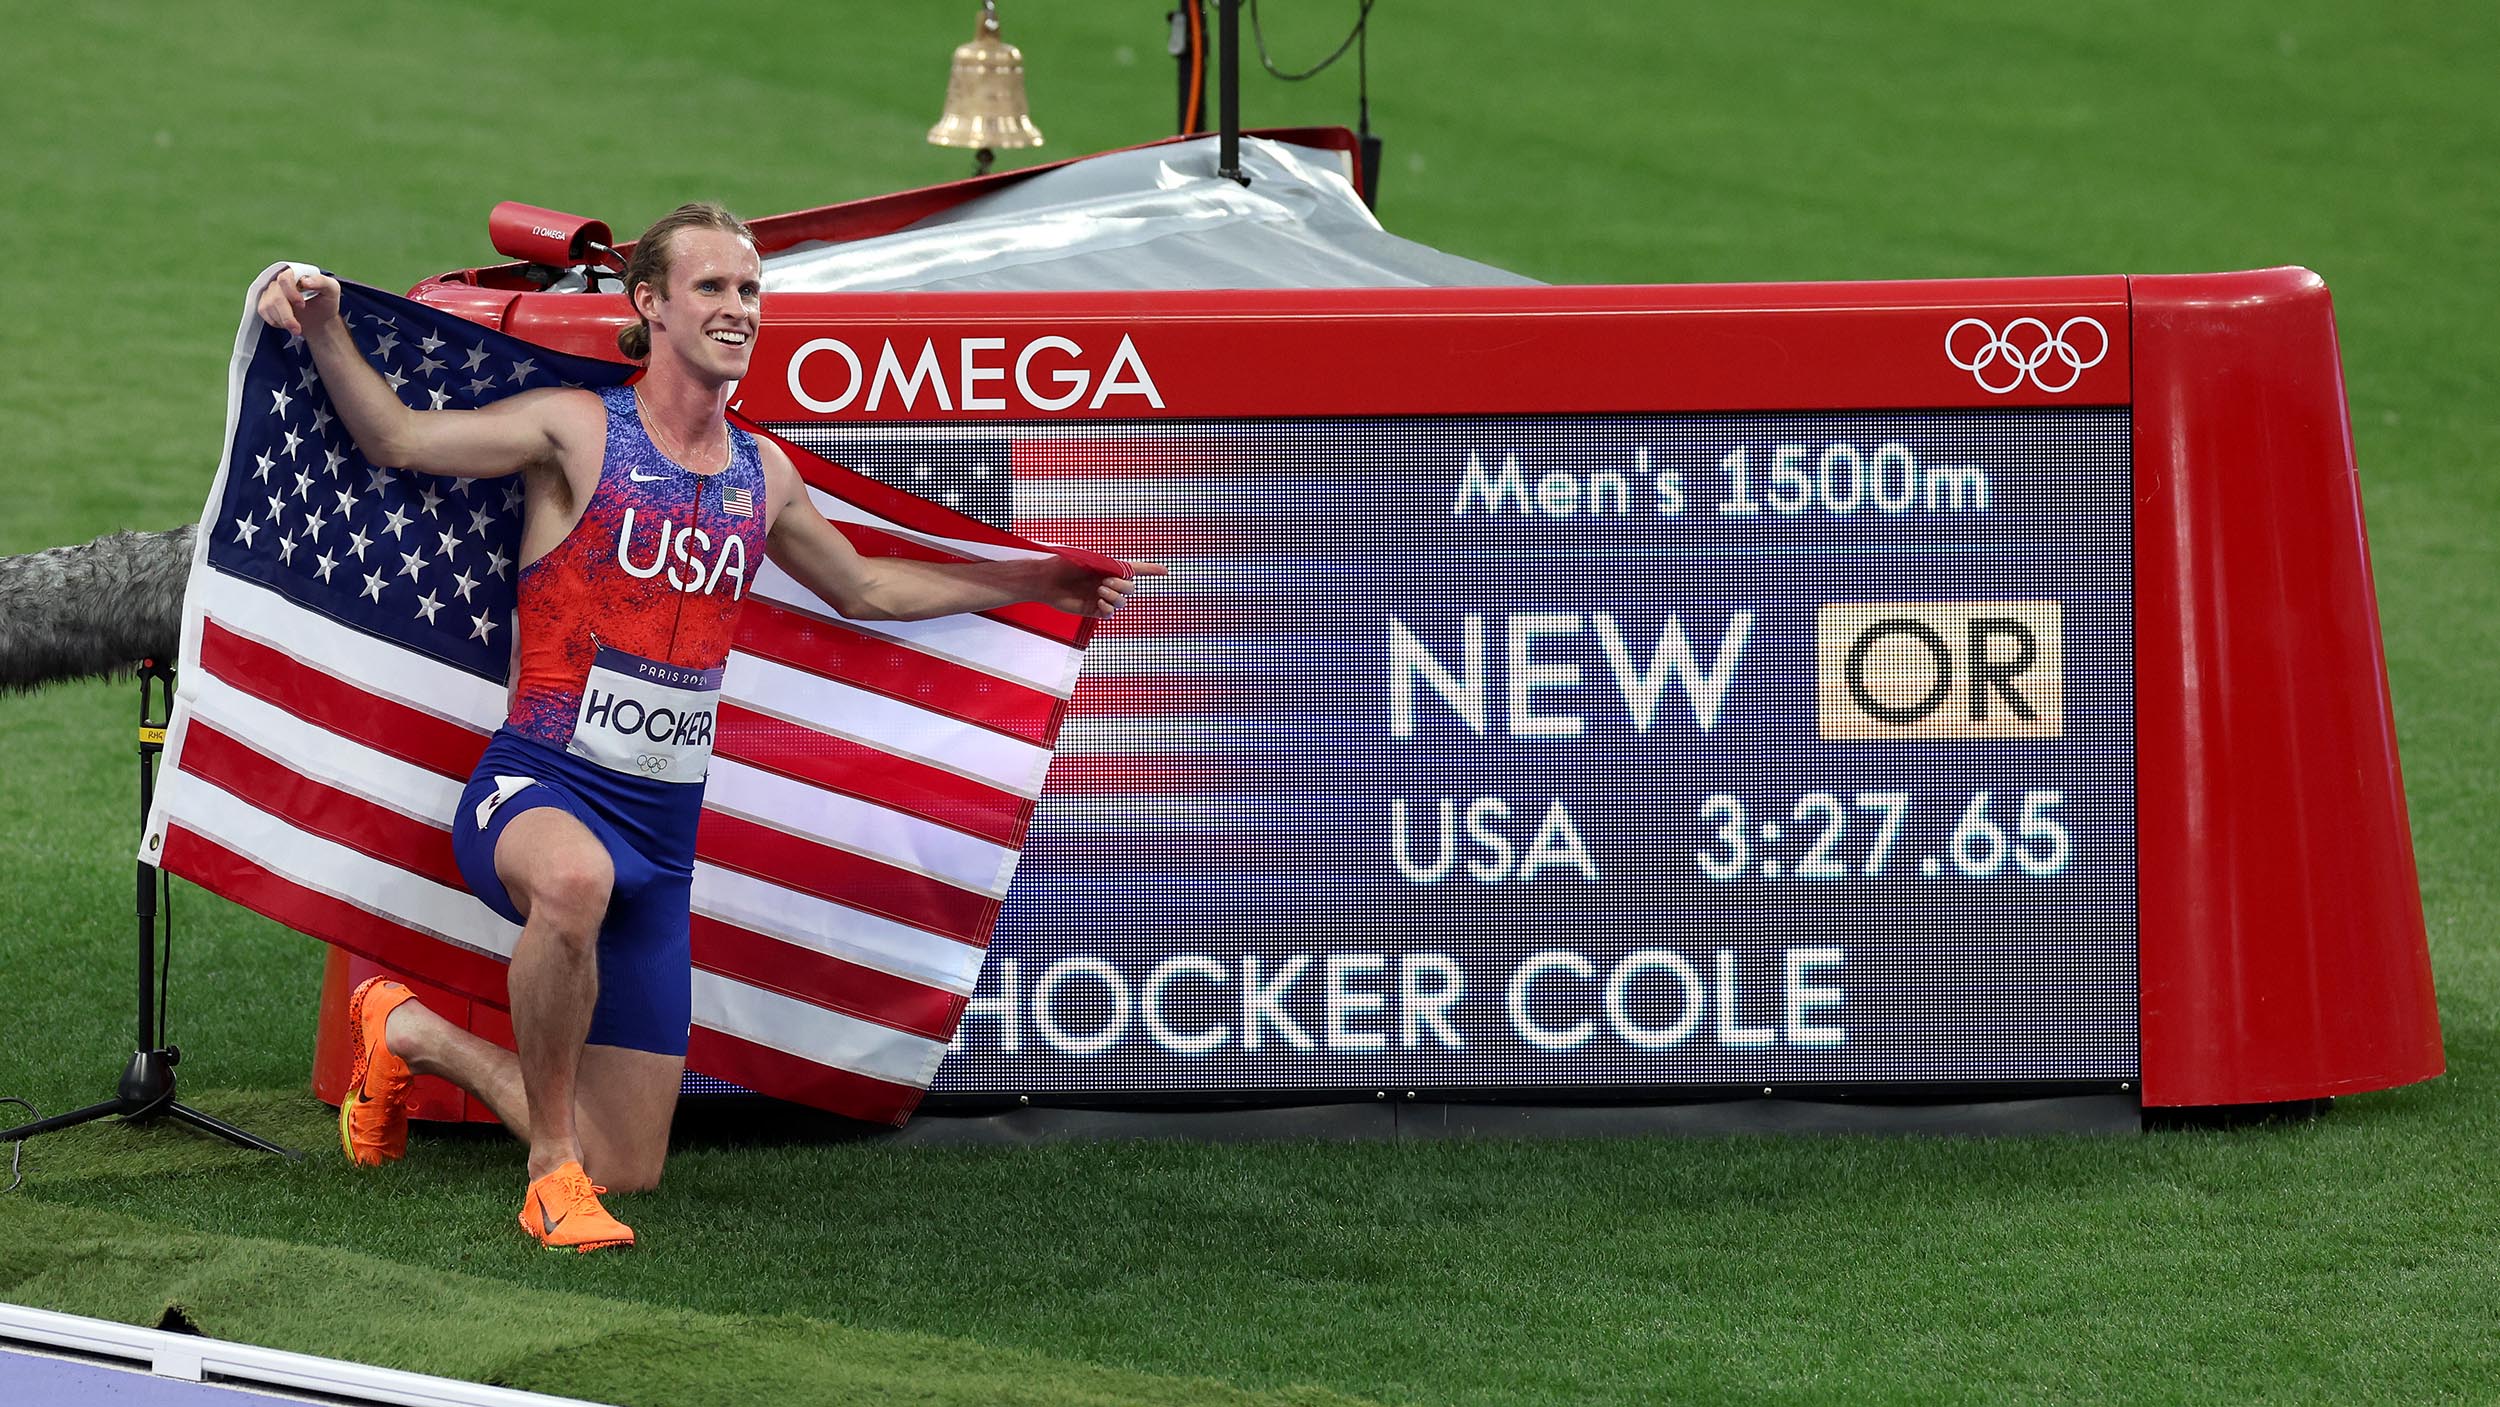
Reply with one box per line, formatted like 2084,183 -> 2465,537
615,202 -> 757,361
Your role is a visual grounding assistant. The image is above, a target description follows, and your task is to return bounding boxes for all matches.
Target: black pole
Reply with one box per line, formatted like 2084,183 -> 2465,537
137,667 -> 162,1052
1216,0 -> 1245,184
1190,2 -> 1208,133
1356,14 -> 1381,210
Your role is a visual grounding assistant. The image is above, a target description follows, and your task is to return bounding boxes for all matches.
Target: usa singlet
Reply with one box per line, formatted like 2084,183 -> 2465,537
449,385 -> 770,1056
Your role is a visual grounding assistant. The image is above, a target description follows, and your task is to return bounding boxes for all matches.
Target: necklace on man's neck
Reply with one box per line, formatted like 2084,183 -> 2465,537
634,387 -> 728,474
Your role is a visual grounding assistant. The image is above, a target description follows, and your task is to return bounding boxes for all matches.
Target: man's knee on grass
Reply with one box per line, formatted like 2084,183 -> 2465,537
587,1151 -> 665,1195
581,1115 -> 670,1193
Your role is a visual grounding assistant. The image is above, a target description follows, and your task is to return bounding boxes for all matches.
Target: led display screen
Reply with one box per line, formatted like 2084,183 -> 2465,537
778,409 -> 2138,1096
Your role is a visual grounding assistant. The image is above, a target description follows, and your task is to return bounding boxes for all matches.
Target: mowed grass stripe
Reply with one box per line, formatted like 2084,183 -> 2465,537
0,1193 -> 1375,1407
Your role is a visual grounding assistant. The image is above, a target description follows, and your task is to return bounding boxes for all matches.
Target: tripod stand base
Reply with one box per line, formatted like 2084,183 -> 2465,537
5,663 -> 302,1163
1,1049 -> 301,1160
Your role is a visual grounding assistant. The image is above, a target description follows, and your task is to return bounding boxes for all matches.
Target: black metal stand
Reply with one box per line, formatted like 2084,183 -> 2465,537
1,662 -> 299,1159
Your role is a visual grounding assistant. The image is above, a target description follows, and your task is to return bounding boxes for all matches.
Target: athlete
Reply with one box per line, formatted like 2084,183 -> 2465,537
256,203 -> 1155,1252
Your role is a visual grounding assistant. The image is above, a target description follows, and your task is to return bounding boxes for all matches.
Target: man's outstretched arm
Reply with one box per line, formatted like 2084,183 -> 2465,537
760,441 -> 1160,622
254,265 -> 595,480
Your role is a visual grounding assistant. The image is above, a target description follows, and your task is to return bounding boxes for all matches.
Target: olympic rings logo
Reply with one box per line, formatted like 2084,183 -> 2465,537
635,753 -> 670,774
1944,316 -> 2108,394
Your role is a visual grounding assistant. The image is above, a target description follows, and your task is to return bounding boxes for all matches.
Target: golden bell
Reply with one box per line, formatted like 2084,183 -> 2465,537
927,1 -> 1044,158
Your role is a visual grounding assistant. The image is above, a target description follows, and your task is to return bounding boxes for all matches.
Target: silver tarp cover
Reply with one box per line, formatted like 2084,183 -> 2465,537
763,136 -> 1538,293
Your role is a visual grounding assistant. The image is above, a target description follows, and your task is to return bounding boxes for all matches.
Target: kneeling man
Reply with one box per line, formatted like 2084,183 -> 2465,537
259,203 -> 1152,1251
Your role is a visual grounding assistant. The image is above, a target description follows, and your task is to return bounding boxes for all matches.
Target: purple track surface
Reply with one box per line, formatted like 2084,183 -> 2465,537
0,1346 -> 300,1403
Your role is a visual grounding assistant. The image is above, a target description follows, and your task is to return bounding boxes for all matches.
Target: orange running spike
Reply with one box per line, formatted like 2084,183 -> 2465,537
339,978 -> 417,1166
518,1161 -> 637,1253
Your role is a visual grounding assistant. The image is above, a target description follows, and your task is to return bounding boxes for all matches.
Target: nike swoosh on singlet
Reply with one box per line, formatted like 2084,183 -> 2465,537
629,468 -> 671,482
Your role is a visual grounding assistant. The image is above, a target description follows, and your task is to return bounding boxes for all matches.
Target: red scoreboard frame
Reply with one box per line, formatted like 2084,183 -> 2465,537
320,143 -> 2439,1116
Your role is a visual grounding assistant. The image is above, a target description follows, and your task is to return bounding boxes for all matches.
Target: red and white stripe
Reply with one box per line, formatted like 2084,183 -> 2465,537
145,311 -> 1094,1125
778,423 -> 1253,814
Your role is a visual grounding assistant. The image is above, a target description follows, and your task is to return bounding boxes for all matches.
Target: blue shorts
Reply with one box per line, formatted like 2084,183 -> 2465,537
450,728 -> 703,1057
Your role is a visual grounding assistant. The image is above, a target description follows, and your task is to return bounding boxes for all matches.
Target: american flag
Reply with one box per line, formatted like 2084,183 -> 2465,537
141,266 -> 1100,1125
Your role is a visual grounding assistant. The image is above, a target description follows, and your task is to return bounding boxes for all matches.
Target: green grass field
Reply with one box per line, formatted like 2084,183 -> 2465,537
4,1 -> 2497,1402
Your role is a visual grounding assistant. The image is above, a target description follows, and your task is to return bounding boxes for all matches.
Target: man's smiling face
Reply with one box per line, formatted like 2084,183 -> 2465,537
638,227 -> 762,384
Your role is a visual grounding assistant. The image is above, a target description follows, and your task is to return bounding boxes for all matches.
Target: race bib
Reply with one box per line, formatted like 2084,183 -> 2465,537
568,645 -> 723,784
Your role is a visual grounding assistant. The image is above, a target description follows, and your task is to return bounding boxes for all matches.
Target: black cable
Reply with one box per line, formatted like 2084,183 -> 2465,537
2,1099 -> 35,1192
1249,0 -> 1375,82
